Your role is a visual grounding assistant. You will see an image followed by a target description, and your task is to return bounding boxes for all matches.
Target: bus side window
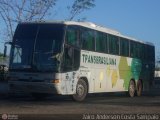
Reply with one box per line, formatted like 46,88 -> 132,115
130,41 -> 136,58
81,28 -> 95,51
147,45 -> 155,62
105,34 -> 108,53
141,44 -> 146,59
96,32 -> 106,53
120,38 -> 129,57
108,34 -> 119,55
137,43 -> 142,58
66,26 -> 80,48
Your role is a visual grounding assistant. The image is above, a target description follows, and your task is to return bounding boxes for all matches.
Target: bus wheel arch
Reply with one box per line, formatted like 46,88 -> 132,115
128,79 -> 136,97
80,77 -> 89,92
136,79 -> 143,97
72,77 -> 88,102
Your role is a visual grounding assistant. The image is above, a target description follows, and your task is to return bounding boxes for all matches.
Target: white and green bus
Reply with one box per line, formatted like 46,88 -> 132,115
7,21 -> 155,101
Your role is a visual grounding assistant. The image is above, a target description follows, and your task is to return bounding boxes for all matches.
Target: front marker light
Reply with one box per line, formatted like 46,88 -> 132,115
52,79 -> 60,83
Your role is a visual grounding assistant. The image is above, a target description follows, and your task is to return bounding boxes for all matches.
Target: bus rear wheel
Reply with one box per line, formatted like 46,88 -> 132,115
128,80 -> 136,97
72,79 -> 88,102
136,80 -> 143,96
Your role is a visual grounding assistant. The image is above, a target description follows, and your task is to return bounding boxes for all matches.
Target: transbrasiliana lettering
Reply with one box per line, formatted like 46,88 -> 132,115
82,54 -> 116,65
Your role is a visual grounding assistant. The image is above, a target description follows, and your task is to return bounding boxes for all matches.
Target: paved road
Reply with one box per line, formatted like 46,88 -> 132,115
0,94 -> 160,114
0,93 -> 160,120
0,82 -> 160,119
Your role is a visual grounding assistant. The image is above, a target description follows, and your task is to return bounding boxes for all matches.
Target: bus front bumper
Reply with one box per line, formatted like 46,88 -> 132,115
8,81 -> 61,94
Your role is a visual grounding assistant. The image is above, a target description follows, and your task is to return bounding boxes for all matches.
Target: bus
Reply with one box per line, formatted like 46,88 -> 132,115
7,21 -> 155,101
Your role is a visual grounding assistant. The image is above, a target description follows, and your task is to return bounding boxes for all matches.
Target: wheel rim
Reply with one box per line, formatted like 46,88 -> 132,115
77,84 -> 85,97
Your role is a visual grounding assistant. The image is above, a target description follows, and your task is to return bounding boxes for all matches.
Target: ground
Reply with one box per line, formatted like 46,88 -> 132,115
0,93 -> 160,120
0,81 -> 160,120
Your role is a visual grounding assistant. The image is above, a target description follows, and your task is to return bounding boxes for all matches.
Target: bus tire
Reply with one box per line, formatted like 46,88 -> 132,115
72,79 -> 88,102
136,80 -> 143,97
128,80 -> 136,97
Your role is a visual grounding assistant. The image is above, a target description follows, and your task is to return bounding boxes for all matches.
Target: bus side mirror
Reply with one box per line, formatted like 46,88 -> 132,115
3,46 -> 7,58
3,42 -> 12,58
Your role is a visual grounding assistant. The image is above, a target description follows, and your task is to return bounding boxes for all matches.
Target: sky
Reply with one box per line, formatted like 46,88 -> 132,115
0,0 -> 160,58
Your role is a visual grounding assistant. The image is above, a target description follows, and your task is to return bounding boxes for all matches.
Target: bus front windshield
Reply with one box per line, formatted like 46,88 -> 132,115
10,24 -> 64,72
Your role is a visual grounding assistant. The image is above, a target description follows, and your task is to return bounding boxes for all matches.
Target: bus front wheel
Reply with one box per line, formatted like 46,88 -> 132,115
72,79 -> 88,102
128,80 -> 136,97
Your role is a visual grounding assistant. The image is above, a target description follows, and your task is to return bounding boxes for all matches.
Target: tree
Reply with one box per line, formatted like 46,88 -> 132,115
0,0 -> 95,42
67,0 -> 95,21
0,0 -> 57,41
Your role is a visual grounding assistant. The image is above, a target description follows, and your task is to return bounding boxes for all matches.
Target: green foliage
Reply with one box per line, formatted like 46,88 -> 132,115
68,0 -> 95,20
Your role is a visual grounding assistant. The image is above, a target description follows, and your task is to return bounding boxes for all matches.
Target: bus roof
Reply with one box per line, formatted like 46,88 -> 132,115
20,21 -> 154,46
